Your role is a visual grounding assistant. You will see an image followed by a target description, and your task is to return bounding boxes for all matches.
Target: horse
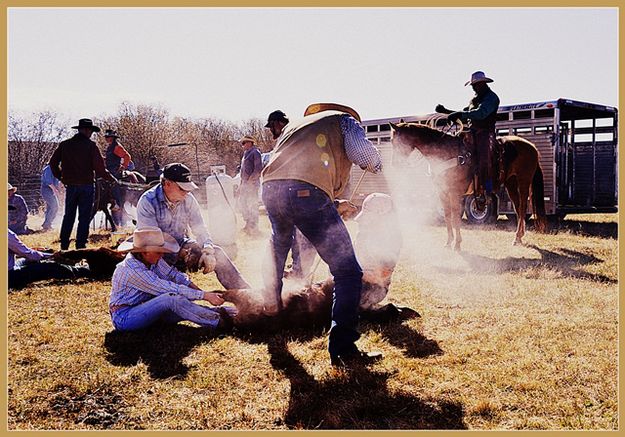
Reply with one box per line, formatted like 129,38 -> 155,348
92,171 -> 148,232
390,122 -> 546,249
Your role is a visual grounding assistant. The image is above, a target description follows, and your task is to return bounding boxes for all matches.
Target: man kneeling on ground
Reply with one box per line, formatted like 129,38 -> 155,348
109,227 -> 237,332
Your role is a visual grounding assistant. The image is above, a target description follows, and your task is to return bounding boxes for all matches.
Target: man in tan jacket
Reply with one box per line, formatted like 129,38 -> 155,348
261,103 -> 382,367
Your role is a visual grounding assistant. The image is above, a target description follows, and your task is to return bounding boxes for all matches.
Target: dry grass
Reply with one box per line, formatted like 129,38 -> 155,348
7,213 -> 618,430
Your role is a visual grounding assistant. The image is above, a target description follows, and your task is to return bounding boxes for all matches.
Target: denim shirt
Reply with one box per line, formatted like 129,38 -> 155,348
136,184 -> 213,248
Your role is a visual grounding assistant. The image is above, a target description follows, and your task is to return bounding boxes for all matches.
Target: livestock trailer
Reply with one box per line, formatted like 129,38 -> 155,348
349,98 -> 618,223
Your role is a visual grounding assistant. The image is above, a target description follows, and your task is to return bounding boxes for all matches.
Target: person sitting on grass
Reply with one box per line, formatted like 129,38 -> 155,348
8,205 -> 91,290
109,227 -> 238,332
8,183 -> 30,235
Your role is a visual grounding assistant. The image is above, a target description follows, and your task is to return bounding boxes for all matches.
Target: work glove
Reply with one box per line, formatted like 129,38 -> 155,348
447,111 -> 463,122
334,199 -> 359,220
435,104 -> 448,113
198,245 -> 217,274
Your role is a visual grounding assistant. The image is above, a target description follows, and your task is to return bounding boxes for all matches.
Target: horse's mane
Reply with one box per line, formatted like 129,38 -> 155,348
397,121 -> 458,143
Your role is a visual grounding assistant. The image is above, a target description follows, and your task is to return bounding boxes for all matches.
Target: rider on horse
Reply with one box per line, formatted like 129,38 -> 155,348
435,71 -> 501,210
104,129 -> 133,212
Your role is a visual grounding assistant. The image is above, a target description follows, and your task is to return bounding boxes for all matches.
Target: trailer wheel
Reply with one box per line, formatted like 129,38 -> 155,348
465,194 -> 497,225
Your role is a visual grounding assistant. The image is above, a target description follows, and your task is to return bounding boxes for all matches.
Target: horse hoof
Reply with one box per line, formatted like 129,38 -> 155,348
513,240 -> 523,246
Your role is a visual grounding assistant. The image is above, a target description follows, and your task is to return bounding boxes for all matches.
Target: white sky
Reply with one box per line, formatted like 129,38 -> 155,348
7,7 -> 619,123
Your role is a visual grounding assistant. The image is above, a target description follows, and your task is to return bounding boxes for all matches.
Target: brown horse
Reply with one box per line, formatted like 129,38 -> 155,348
390,122 -> 546,249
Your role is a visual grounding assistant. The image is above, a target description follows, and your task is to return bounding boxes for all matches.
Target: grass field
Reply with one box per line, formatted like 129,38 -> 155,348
7,212 -> 618,430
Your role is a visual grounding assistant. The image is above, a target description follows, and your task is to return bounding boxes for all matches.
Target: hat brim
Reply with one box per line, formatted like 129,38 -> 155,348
117,235 -> 180,253
304,103 -> 361,123
465,77 -> 494,86
72,125 -> 101,132
175,181 -> 198,191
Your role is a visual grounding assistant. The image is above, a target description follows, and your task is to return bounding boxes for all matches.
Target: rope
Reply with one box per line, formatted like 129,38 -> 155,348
212,172 -> 237,223
348,170 -> 368,203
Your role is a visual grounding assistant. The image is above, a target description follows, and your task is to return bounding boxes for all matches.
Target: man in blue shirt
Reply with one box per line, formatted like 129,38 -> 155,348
238,136 -> 262,235
40,165 -> 63,231
8,183 -> 29,235
135,163 -> 250,290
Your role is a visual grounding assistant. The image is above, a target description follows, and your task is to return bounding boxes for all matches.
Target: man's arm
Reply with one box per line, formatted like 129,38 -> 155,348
122,262 -> 204,301
341,115 -> 383,173
114,143 -> 132,170
8,230 -> 49,262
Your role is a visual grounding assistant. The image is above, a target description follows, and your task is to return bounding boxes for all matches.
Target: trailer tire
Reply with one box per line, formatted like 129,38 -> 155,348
465,194 -> 498,225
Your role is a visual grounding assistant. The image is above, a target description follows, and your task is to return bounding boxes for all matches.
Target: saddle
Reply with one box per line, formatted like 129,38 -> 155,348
460,131 -> 507,189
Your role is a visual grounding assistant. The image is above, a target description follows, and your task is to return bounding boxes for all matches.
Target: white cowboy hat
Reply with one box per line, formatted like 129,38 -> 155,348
465,71 -> 494,86
354,193 -> 395,222
8,183 -> 17,194
118,227 -> 180,253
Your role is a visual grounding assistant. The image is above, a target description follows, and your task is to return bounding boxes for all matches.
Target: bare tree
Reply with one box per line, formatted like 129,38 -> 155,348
8,110 -> 70,183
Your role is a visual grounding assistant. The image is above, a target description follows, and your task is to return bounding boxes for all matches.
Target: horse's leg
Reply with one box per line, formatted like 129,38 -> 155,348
505,177 -> 523,245
104,207 -> 117,233
515,181 -> 531,245
440,191 -> 453,248
452,193 -> 463,251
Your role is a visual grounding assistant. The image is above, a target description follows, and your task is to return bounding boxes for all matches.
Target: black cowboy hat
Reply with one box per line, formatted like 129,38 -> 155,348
104,129 -> 120,138
264,110 -> 289,128
72,118 -> 101,132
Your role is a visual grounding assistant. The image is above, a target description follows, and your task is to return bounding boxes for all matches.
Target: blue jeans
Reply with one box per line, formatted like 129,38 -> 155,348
111,293 -> 222,331
262,180 -> 363,358
41,186 -> 59,229
9,260 -> 90,289
291,229 -> 316,278
60,184 -> 95,250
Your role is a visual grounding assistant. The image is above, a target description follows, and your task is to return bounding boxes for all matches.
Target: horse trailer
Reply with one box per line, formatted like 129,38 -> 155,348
349,98 -> 618,223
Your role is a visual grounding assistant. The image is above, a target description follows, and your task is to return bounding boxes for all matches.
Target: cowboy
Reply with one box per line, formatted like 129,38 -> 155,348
40,165 -> 63,231
261,103 -> 383,367
49,118 -> 119,250
8,205 -> 91,289
435,71 -> 501,209
103,129 -> 132,213
135,162 -> 250,289
238,135 -> 262,235
8,183 -> 29,235
109,227 -> 238,332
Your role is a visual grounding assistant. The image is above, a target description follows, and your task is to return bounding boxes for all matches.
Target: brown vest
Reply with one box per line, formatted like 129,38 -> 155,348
261,111 -> 352,200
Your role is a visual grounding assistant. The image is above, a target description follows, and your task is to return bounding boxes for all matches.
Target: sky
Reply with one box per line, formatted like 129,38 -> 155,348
7,7 -> 619,124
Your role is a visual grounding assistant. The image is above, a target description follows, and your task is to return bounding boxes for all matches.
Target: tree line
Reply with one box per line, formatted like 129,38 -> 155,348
8,102 -> 275,184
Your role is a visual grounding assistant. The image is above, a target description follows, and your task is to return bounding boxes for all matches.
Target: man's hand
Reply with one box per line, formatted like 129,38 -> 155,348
335,199 -> 358,220
447,111 -> 463,122
203,291 -> 225,306
198,245 -> 217,274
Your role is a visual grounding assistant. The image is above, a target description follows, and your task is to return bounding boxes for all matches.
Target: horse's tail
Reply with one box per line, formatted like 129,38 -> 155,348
531,164 -> 547,232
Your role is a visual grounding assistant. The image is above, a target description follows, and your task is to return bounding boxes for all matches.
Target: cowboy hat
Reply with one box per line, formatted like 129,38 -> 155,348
239,135 -> 256,144
8,183 -> 17,194
354,192 -> 395,222
264,110 -> 289,128
104,129 -> 120,138
465,71 -> 494,86
71,118 -> 101,132
117,227 -> 180,253
304,103 -> 361,123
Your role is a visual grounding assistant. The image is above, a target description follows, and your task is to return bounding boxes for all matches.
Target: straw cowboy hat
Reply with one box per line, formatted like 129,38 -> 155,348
71,118 -> 101,132
239,135 -> 256,144
304,103 -> 361,123
465,71 -> 494,86
8,183 -> 17,194
354,193 -> 395,222
118,227 -> 180,253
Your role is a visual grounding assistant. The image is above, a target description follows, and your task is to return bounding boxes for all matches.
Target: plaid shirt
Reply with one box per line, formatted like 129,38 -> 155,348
340,115 -> 382,173
136,184 -> 213,248
109,252 -> 203,311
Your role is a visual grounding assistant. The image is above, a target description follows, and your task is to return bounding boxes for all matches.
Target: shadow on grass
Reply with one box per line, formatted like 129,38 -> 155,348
265,336 -> 464,429
491,216 -> 617,240
103,324 -> 216,379
456,245 -> 616,284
